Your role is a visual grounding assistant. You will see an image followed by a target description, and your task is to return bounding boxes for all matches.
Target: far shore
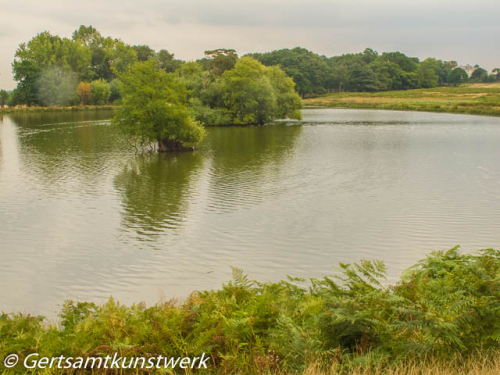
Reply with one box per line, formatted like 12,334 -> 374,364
3,83 -> 500,119
304,83 -> 500,117
0,104 -> 116,114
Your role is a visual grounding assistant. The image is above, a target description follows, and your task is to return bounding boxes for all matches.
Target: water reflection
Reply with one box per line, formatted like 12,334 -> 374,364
7,111 -> 124,194
7,110 -> 114,128
203,124 -> 302,212
1,109 -> 500,316
114,153 -> 204,238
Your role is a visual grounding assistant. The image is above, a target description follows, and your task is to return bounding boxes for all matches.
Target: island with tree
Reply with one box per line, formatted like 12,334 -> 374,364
1,25 -> 500,139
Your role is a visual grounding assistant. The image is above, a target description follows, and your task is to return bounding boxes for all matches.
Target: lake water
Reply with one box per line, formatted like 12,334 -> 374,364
1,108 -> 500,315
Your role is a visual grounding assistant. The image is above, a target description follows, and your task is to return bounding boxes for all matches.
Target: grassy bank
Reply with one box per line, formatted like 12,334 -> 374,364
1,246 -> 500,374
0,105 -> 115,114
303,83 -> 500,117
306,357 -> 500,374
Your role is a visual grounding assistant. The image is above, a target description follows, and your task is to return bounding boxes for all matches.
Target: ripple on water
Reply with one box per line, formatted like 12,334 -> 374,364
1,109 -> 500,315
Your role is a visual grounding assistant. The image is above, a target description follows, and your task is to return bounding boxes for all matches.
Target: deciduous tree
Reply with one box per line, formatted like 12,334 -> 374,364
89,79 -> 110,105
37,67 -> 78,106
113,61 -> 206,152
156,49 -> 183,73
449,68 -> 469,86
204,49 -> 238,76
266,65 -> 302,120
470,67 -> 489,82
222,57 -> 276,125
0,90 -> 9,108
76,82 -> 91,105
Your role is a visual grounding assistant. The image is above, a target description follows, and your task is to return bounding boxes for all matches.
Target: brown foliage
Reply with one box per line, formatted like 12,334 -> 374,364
76,82 -> 91,105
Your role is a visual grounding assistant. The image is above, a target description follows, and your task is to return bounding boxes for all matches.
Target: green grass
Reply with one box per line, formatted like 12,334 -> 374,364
1,246 -> 500,374
304,83 -> 500,117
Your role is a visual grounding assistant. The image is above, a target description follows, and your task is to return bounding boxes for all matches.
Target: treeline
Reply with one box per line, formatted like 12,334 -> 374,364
1,247 -> 500,373
4,25 -> 500,110
6,26 -> 303,128
249,47 -> 500,96
6,26 -> 182,107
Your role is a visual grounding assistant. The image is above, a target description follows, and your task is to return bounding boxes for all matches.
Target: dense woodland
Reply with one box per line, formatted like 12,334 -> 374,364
250,49 -> 499,95
3,25 -> 500,113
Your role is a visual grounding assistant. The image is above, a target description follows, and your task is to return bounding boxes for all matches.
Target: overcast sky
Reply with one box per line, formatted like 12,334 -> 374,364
1,0 -> 499,90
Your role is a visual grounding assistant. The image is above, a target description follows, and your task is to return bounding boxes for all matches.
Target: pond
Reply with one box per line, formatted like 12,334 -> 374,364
1,108 -> 499,315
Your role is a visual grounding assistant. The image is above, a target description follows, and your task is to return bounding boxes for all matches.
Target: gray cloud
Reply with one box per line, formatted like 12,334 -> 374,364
1,0 -> 499,89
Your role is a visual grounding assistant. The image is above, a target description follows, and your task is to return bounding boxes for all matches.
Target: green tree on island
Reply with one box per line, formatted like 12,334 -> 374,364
221,57 -> 302,125
113,60 -> 206,152
266,65 -> 303,120
222,57 -> 277,124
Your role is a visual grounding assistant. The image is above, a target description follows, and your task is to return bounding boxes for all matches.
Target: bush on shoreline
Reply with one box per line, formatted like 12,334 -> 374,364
1,246 -> 500,374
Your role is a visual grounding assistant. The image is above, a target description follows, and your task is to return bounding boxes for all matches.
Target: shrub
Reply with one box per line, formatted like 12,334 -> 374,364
89,79 -> 111,105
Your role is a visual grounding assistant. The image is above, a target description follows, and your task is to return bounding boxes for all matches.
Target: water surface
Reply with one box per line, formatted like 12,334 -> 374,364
1,109 -> 499,315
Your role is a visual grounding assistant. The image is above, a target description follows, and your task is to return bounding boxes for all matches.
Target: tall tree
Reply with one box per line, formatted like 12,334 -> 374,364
249,47 -> 332,96
156,50 -> 183,73
417,62 -> 439,88
76,82 -> 91,105
89,79 -> 110,105
204,49 -> 238,76
132,45 -> 156,62
109,79 -> 122,103
0,90 -> 9,107
381,52 -> 419,72
113,60 -> 205,152
37,67 -> 78,106
493,68 -> 500,81
470,67 -> 489,82
221,57 -> 276,125
12,31 -> 91,105
109,41 -> 138,77
266,65 -> 303,120
449,68 -> 468,86
348,65 -> 383,92
72,25 -> 102,46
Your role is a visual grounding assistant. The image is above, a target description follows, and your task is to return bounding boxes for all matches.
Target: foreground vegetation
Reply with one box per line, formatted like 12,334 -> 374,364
1,246 -> 500,374
304,84 -> 500,117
